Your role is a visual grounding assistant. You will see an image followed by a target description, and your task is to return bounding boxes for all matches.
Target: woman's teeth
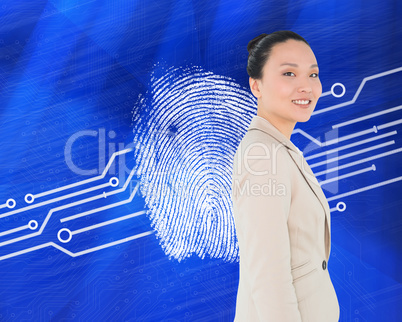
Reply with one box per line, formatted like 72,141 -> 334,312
292,100 -> 311,105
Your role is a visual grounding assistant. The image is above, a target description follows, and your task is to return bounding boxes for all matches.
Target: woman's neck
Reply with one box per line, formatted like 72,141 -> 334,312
256,109 -> 296,140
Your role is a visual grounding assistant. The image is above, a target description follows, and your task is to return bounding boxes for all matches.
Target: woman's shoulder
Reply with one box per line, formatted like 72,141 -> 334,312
236,128 -> 289,159
233,129 -> 292,181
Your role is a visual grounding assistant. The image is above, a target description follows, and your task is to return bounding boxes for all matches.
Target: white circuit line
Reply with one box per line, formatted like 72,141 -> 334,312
305,131 -> 397,160
332,105 -> 402,129
296,117 -> 400,148
32,148 -> 132,199
319,165 -> 375,185
292,128 -> 322,146
322,127 -> 375,147
0,203 -> 7,209
293,127 -> 372,147
377,119 -> 402,130
0,224 -> 30,237
310,141 -> 395,168
327,176 -> 402,202
320,90 -> 332,97
294,123 -> 382,148
71,210 -> 147,235
312,66 -> 402,116
60,180 -> 140,223
0,168 -> 138,247
0,182 -> 111,219
315,148 -> 402,176
0,230 -> 154,261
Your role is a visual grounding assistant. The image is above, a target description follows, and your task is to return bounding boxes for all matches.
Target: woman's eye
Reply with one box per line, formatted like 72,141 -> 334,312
283,72 -> 295,76
310,73 -> 319,78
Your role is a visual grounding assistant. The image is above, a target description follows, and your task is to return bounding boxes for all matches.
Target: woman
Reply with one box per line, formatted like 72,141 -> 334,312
232,31 -> 340,321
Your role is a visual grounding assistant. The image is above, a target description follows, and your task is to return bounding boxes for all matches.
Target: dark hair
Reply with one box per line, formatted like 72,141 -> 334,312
247,30 -> 310,79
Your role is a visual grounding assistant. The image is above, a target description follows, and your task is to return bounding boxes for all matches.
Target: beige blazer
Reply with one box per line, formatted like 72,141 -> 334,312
232,115 -> 339,321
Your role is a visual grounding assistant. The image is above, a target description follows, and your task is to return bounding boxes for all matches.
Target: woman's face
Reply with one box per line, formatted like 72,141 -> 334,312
250,39 -> 322,136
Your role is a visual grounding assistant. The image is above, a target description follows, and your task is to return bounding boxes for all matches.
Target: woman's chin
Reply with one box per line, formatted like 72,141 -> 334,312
295,113 -> 313,123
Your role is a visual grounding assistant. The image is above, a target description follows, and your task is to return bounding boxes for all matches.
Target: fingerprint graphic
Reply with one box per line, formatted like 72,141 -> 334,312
132,64 -> 256,261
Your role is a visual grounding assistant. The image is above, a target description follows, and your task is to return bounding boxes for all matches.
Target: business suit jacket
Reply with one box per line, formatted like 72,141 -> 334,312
232,115 -> 339,321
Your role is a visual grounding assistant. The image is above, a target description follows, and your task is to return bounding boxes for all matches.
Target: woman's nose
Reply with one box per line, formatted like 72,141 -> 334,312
298,81 -> 312,93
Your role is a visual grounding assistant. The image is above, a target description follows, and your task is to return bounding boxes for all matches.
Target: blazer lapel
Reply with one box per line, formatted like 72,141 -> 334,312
248,115 -> 331,258
286,149 -> 331,254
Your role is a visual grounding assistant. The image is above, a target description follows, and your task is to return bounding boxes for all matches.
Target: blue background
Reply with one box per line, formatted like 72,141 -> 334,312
0,0 -> 401,321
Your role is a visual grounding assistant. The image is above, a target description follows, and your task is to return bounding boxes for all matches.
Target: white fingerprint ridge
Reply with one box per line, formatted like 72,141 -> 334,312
132,65 -> 256,261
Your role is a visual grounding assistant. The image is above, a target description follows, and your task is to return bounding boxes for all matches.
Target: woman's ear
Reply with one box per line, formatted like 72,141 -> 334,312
249,77 -> 262,99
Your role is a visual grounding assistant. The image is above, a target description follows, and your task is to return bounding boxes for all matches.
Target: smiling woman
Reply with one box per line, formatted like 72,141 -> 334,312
249,35 -> 322,139
232,31 -> 340,321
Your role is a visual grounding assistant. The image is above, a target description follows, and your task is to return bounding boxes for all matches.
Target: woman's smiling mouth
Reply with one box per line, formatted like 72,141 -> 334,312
292,99 -> 311,106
